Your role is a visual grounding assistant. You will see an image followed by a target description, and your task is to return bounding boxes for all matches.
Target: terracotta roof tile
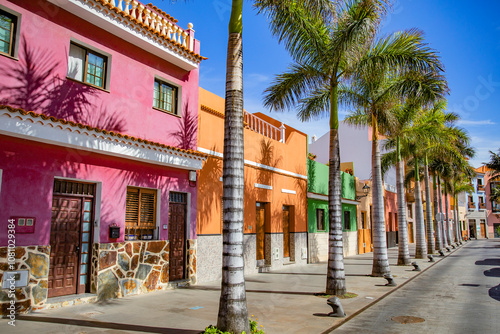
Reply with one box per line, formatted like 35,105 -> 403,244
1,105 -> 207,159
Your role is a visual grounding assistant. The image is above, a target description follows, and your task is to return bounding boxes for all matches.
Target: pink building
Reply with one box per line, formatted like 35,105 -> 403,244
480,166 -> 500,238
0,0 -> 205,314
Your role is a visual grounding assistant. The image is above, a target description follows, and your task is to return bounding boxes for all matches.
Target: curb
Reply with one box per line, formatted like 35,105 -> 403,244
320,242 -> 466,334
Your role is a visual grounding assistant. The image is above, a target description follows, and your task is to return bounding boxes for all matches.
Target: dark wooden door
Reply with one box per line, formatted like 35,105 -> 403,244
256,203 -> 265,261
49,196 -> 81,297
169,202 -> 186,281
283,206 -> 290,258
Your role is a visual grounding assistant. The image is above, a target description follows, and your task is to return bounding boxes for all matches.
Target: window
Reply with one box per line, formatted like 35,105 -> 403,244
344,210 -> 351,231
407,204 -> 413,218
361,211 -> 366,229
125,187 -> 157,241
154,79 -> 178,114
67,42 -> 107,88
316,209 -> 325,231
0,9 -> 17,57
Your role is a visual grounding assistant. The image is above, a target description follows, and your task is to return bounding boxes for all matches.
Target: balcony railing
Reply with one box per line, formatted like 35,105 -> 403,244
479,203 -> 486,209
244,111 -> 285,143
49,0 -> 201,70
477,184 -> 485,192
468,202 -> 476,210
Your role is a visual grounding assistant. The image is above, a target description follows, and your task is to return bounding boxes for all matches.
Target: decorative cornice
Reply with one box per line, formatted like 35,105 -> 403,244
0,105 -> 207,169
201,104 -> 224,118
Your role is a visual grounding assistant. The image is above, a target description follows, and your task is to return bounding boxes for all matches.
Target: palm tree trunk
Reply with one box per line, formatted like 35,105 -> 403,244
424,156 -> 435,254
217,2 -> 250,332
453,193 -> 459,243
326,84 -> 346,295
444,186 -> 452,244
455,195 -> 462,242
433,173 -> 442,250
396,138 -> 410,265
414,157 -> 427,259
438,177 -> 448,247
371,114 -> 391,277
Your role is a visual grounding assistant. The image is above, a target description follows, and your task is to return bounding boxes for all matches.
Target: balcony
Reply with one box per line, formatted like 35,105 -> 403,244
477,184 -> 485,192
468,202 -> 476,210
406,189 -> 415,202
479,203 -> 486,210
244,112 -> 285,143
48,0 -> 203,70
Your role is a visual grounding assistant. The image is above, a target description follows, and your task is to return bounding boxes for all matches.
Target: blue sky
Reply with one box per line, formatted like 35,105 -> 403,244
156,0 -> 500,168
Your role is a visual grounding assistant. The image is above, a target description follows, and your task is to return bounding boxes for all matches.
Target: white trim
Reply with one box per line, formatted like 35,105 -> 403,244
306,192 -> 359,206
307,192 -> 327,201
198,147 -> 307,180
47,0 -> 198,71
255,183 -> 272,190
342,198 -> 360,206
0,110 -> 205,170
281,189 -> 296,195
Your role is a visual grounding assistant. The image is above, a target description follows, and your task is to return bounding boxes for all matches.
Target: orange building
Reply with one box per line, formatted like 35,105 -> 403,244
196,88 -> 308,283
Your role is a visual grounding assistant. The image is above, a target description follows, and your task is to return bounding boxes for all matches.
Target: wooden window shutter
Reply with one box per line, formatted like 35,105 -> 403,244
126,188 -> 140,229
139,189 -> 156,229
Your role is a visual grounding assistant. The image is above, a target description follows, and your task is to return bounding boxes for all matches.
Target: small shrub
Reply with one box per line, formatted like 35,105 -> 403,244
200,318 -> 265,334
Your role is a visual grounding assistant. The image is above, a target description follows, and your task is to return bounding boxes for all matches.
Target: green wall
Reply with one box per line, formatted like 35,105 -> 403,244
342,203 -> 357,232
307,200 -> 357,233
307,159 -> 356,199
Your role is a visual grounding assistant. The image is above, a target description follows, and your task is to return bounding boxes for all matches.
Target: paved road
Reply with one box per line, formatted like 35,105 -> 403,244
331,239 -> 500,334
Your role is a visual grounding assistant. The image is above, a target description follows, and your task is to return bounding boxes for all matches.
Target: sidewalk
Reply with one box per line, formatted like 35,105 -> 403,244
1,243 -> 463,334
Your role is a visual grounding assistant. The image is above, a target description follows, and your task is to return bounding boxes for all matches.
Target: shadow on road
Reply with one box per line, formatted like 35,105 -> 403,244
489,285 -> 500,302
475,259 -> 500,266
16,316 -> 200,333
484,268 -> 500,277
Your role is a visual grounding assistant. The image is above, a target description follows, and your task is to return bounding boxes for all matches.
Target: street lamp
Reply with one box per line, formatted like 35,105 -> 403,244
356,183 -> 370,200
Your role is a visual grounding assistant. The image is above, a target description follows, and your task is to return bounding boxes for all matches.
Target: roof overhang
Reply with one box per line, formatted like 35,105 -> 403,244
0,108 -> 205,170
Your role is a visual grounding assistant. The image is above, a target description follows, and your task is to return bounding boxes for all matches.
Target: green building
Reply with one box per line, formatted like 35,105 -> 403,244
307,158 -> 359,263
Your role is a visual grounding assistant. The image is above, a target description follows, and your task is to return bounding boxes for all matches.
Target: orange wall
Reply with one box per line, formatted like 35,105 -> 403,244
384,190 -> 398,232
197,88 -> 308,235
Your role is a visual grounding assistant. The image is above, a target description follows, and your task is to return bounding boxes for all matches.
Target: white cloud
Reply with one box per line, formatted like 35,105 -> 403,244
457,119 -> 496,126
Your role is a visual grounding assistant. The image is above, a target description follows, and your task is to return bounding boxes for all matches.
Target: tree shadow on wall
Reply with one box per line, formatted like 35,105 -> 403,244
257,138 -> 282,188
197,145 -> 223,233
0,38 -> 125,133
170,103 -> 197,150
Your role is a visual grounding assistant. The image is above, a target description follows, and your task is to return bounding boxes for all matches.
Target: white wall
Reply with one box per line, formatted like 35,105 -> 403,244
310,122 -> 396,186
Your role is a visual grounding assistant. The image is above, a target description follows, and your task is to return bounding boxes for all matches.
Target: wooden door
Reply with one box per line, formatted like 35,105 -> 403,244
283,206 -> 290,258
169,202 -> 186,281
49,196 -> 81,297
408,222 -> 414,243
256,203 -> 265,261
480,223 -> 486,238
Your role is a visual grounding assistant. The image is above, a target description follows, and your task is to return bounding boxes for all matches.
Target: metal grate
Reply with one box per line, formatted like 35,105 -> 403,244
53,179 -> 95,196
169,192 -> 187,204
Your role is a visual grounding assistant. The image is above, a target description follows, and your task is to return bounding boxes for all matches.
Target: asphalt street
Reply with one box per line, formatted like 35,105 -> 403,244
331,239 -> 500,334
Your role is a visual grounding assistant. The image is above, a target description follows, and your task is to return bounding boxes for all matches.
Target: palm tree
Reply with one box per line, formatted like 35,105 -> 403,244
216,1 -> 334,331
342,34 -> 446,274
485,149 -> 500,179
261,0 -> 390,293
216,2 -> 250,332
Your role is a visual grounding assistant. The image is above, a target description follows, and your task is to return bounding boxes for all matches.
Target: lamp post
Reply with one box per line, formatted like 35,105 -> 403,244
356,183 -> 371,200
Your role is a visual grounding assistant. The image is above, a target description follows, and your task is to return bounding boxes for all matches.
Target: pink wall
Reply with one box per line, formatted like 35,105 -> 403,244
0,135 -> 198,247
485,172 -> 500,236
0,0 -> 199,149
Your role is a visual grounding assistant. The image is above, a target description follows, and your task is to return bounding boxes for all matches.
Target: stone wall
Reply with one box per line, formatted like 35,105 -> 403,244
93,240 -> 197,300
0,246 -> 50,314
0,240 -> 197,315
197,235 -> 222,283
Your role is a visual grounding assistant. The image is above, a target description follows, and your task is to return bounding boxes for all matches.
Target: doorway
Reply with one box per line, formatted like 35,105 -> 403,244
282,206 -> 291,258
256,202 -> 267,262
49,180 -> 94,298
169,192 -> 187,282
